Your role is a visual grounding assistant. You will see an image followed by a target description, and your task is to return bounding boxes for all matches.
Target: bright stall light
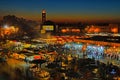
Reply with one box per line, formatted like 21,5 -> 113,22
4,25 -> 8,28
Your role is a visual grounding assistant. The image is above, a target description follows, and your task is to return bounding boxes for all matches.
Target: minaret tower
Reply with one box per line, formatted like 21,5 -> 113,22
42,9 -> 46,24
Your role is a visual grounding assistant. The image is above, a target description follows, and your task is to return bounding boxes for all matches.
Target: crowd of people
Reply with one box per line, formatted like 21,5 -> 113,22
0,41 -> 120,80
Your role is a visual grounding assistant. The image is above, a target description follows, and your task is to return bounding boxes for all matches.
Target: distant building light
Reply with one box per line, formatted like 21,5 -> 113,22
4,25 -> 8,28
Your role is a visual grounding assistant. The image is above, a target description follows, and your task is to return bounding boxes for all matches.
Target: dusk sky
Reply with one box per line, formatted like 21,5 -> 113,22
0,0 -> 120,23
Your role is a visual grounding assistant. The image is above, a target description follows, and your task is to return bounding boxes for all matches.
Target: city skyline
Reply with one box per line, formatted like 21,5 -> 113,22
0,0 -> 120,23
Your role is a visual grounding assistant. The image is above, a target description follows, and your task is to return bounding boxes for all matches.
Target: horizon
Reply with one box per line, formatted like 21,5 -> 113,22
1,15 -> 120,24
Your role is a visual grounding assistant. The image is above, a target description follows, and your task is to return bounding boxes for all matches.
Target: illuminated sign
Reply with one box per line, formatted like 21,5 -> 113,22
42,25 -> 54,31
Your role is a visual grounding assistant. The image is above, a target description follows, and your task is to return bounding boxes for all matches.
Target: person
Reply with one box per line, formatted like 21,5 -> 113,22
26,67 -> 33,80
24,57 -> 29,63
61,76 -> 65,80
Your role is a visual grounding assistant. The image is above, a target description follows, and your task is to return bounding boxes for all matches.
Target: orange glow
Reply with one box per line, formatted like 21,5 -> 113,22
88,28 -> 94,33
0,26 -> 19,36
61,29 -> 67,33
94,28 -> 100,33
111,28 -> 118,33
71,29 -> 80,32
113,46 -> 116,48
42,9 -> 46,13
61,28 -> 80,33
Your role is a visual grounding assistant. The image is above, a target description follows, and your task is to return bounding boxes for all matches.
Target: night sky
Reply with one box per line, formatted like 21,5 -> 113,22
0,0 -> 120,23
